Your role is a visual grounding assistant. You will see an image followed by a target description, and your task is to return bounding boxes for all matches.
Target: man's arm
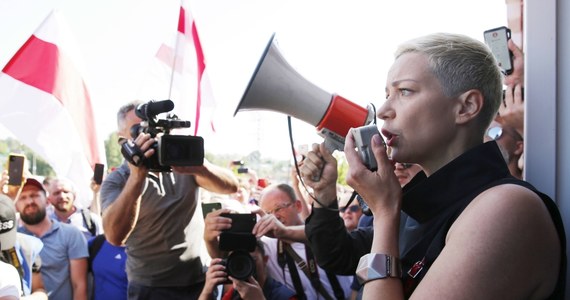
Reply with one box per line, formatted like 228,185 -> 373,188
26,272 -> 48,300
252,210 -> 307,244
101,166 -> 146,246
172,160 -> 238,194
69,258 -> 88,300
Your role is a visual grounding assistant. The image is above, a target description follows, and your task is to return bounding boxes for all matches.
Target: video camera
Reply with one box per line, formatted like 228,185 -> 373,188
218,213 -> 257,281
120,99 -> 204,172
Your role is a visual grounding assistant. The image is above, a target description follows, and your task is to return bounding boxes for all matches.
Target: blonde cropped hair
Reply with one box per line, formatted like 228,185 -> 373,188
395,33 -> 503,134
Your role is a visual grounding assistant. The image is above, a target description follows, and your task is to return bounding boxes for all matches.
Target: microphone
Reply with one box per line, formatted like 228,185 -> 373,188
135,100 -> 174,120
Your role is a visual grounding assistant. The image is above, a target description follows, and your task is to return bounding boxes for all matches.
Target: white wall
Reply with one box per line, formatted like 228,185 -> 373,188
525,0 -> 569,293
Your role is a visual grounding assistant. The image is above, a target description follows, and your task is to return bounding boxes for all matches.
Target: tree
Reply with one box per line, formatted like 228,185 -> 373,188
0,137 -> 55,176
104,132 -> 123,170
334,151 -> 348,186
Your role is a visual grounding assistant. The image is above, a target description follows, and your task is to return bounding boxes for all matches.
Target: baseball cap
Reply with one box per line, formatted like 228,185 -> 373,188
0,194 -> 17,251
21,177 -> 47,194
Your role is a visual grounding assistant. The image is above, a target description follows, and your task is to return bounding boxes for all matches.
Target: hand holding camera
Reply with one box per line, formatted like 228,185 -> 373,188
120,99 -> 204,172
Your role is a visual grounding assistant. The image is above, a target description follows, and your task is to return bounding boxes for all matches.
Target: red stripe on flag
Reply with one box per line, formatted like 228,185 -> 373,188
3,35 -> 59,96
2,35 -> 101,167
191,21 -> 205,136
178,7 -> 186,35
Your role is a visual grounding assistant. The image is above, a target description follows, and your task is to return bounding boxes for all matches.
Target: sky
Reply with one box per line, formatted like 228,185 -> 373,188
0,0 -> 507,161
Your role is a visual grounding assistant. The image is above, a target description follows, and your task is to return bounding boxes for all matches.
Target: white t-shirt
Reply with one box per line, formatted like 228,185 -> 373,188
262,237 -> 353,300
0,260 -> 22,298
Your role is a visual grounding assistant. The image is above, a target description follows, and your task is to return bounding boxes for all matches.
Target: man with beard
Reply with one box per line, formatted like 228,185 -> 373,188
16,178 -> 88,300
47,177 -> 103,240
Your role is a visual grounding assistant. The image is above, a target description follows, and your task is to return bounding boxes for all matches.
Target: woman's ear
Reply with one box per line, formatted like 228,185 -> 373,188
455,89 -> 484,125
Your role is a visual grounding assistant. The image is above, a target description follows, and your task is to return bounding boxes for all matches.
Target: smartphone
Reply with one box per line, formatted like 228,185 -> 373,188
231,160 -> 244,166
484,26 -> 514,75
7,154 -> 25,186
93,163 -> 105,184
201,202 -> 222,219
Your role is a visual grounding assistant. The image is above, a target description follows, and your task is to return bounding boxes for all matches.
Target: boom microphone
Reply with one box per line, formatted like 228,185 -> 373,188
136,99 -> 175,121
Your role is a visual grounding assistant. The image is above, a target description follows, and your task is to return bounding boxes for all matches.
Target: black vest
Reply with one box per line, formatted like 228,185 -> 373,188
399,142 -> 566,299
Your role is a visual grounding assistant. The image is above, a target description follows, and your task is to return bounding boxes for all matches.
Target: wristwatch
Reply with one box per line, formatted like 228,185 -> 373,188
356,253 -> 402,284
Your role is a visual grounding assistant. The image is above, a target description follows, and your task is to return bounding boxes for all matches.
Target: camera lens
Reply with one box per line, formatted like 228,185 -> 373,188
226,250 -> 255,280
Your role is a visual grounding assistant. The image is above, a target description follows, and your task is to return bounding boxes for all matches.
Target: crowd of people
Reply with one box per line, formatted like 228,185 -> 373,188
0,31 -> 566,300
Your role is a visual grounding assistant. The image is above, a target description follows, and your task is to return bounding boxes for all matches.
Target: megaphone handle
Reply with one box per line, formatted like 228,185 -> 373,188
323,137 -> 343,153
310,136 -> 343,181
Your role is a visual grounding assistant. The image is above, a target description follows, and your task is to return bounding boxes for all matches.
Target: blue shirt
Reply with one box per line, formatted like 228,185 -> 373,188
19,221 -> 88,299
89,236 -> 127,300
48,207 -> 104,241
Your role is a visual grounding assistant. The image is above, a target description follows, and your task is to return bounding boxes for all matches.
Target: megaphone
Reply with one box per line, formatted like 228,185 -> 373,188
234,33 -> 375,151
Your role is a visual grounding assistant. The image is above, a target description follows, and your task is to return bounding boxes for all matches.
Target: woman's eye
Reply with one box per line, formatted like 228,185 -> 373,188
400,88 -> 412,96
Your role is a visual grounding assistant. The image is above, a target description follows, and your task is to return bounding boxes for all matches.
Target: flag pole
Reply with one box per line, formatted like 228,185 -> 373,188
167,1 -> 184,101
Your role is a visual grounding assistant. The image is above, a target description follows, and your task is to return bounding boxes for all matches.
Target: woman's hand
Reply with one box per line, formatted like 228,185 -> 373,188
344,130 -> 401,217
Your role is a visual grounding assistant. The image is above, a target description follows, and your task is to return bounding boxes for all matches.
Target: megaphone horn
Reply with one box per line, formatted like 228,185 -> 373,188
235,33 -> 375,151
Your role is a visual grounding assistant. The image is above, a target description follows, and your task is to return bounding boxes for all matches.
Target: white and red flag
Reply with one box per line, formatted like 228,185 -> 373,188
0,10 -> 104,208
139,0 -> 216,137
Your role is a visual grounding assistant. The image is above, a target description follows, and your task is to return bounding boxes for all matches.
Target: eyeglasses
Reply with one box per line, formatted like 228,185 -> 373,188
340,205 -> 361,213
486,126 -> 503,140
265,202 -> 294,215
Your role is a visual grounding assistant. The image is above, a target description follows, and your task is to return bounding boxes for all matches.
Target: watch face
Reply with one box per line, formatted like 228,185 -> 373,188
356,253 -> 401,284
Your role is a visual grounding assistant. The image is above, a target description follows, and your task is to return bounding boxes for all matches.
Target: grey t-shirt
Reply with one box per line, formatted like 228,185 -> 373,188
100,162 -> 205,287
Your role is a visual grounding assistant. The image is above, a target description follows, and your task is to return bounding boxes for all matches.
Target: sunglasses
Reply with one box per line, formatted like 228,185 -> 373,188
340,205 -> 361,213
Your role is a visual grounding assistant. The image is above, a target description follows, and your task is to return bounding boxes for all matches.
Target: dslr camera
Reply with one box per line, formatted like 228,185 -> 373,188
120,99 -> 204,172
218,213 -> 257,281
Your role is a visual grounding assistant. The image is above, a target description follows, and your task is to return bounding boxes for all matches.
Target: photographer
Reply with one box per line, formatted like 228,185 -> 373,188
101,100 -> 239,300
198,239 -> 297,300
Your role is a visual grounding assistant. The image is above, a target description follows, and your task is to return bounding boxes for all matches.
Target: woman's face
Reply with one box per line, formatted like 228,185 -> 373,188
378,52 -> 458,168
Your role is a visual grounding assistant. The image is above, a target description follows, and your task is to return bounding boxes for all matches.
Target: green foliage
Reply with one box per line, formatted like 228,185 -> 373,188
0,137 -> 55,176
105,132 -> 123,169
334,151 -> 348,186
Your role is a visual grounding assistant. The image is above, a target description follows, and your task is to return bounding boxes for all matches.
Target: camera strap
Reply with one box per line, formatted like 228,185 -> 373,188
279,240 -> 343,300
278,240 -> 306,299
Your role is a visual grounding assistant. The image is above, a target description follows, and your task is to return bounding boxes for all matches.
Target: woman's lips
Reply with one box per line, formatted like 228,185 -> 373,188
382,129 -> 397,147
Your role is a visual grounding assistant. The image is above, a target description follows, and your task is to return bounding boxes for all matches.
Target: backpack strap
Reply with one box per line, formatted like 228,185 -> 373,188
88,234 -> 106,273
81,209 -> 96,236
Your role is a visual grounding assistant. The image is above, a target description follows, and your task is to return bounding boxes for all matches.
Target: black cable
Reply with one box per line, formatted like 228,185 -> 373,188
287,116 -> 338,211
287,102 -> 378,213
